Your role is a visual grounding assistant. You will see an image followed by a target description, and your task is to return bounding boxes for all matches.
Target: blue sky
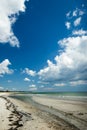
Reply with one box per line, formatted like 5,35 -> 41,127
0,0 -> 87,91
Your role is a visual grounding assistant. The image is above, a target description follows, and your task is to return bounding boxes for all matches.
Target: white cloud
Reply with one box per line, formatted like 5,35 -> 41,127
23,68 -> 36,76
79,10 -> 84,16
39,85 -> 44,88
29,84 -> 37,91
73,9 -> 78,17
72,29 -> 87,36
38,81 -> 49,85
24,77 -> 30,82
30,84 -> 36,88
38,6 -> 87,86
38,36 -> 87,83
54,83 -> 65,87
66,8 -> 84,19
0,86 -> 4,90
66,11 -> 71,18
82,4 -> 84,7
65,22 -> 71,29
74,17 -> 81,26
0,59 -> 13,76
38,5 -> 87,86
0,0 -> 29,47
70,80 -> 87,86
72,8 -> 84,17
66,8 -> 85,29
8,80 -> 12,83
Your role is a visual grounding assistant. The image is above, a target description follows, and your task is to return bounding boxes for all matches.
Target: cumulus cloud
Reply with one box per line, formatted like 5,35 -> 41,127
72,29 -> 87,36
65,22 -> 71,29
74,17 -> 81,26
38,35 -> 87,84
0,0 -> 29,47
23,68 -> 36,76
0,59 -> 13,76
38,5 -> 87,87
29,84 -> 37,91
24,77 -> 30,82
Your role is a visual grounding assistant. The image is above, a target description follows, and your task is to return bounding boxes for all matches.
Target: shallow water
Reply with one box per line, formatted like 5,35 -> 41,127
14,92 -> 87,102
10,93 -> 87,130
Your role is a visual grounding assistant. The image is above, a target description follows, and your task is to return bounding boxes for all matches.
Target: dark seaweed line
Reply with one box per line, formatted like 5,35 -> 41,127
0,96 -> 23,130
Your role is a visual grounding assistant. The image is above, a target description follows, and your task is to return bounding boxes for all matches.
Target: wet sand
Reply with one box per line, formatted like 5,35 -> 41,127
31,94 -> 87,130
0,92 -> 87,130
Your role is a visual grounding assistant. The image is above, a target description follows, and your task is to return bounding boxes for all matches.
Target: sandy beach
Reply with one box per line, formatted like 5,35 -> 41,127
0,93 -> 52,130
0,92 -> 87,130
32,94 -> 87,130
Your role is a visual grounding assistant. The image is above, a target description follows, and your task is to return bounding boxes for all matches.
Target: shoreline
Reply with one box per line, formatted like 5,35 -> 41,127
0,92 -> 87,130
10,93 -> 87,130
31,95 -> 87,130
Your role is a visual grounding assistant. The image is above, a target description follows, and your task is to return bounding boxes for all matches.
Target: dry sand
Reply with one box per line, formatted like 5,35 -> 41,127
0,92 -> 87,130
0,97 -> 11,130
0,95 -> 52,130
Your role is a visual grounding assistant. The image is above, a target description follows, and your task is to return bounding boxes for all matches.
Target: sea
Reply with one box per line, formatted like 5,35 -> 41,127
10,91 -> 87,102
